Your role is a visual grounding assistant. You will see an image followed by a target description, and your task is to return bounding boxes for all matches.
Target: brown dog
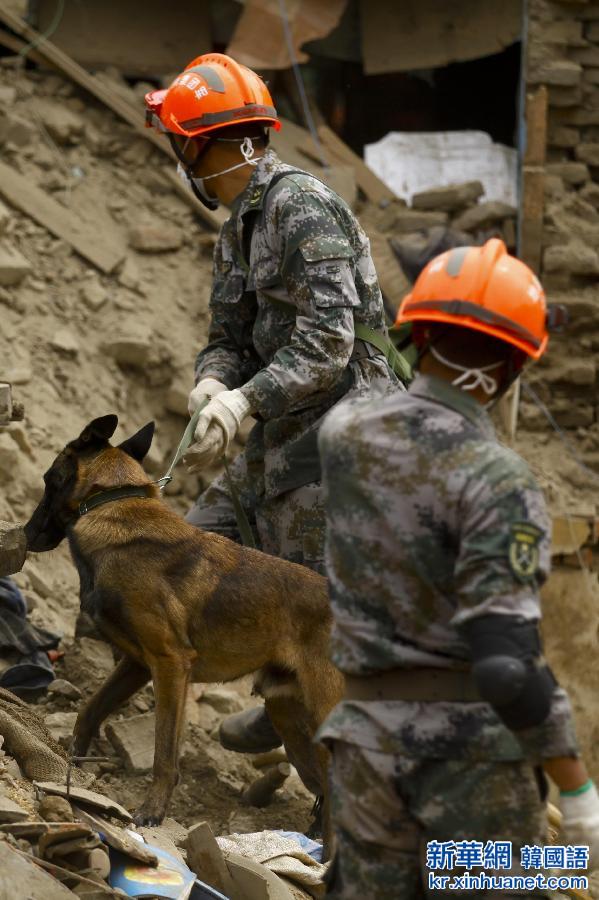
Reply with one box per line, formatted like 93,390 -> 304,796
24,415 -> 344,832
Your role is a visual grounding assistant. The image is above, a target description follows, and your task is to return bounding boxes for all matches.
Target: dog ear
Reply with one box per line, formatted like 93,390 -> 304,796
118,422 -> 155,462
71,415 -> 119,451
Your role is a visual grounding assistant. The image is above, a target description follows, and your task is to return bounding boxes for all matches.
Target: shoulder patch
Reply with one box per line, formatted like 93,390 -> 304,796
508,521 -> 544,582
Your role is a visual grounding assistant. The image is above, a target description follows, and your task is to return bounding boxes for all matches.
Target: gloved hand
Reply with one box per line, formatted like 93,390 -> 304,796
184,389 -> 252,472
188,377 -> 227,416
560,781 -> 599,870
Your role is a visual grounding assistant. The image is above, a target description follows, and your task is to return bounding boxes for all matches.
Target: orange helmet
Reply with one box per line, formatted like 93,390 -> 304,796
395,239 -> 548,360
145,52 -> 280,139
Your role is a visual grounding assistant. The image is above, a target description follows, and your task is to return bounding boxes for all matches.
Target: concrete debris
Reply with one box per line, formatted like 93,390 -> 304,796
0,520 -> 26,578
32,101 -> 84,145
105,712 -> 155,774
411,181 -> 484,212
0,85 -> 17,105
34,782 -> 133,822
0,790 -> 28,822
38,796 -> 75,823
453,200 -> 517,233
80,279 -> 108,311
545,161 -> 590,185
47,679 -> 83,701
544,240 -> 599,275
101,327 -> 152,369
0,842 -> 75,899
128,224 -> 184,253
0,112 -> 35,147
0,244 -> 31,286
50,328 -> 79,355
201,687 -> 246,716
389,208 -> 449,233
43,711 -> 78,747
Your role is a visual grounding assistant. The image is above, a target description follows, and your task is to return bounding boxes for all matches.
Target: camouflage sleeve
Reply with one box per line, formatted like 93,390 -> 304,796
453,451 -> 579,760
194,230 -> 246,389
239,191 -> 359,419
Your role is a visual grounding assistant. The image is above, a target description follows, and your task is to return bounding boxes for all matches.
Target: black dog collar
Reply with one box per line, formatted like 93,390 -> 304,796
76,485 -> 154,518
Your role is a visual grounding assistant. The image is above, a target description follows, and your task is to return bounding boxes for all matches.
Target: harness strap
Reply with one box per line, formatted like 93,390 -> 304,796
223,458 -> 256,549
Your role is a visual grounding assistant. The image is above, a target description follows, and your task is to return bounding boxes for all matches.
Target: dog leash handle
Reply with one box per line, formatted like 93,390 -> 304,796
154,400 -> 208,490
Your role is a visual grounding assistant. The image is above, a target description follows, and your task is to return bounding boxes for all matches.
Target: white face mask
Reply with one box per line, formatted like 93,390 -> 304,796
430,345 -> 503,397
177,137 -> 263,210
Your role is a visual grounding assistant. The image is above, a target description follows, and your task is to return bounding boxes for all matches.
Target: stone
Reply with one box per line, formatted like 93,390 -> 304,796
63,637 -> 114,687
47,679 -> 82,701
585,67 -> 599,85
548,84 -> 583,107
530,59 -> 582,86
26,563 -> 53,598
0,199 -> 11,235
576,142 -> 599,166
391,209 -> 448,233
0,113 -> 35,147
538,20 -> 584,44
80,279 -> 108,311
546,161 -> 590,185
118,256 -> 144,293
0,433 -> 19,478
453,201 -> 516,232
105,712 -> 155,774
38,795 -> 74,823
0,244 -> 31,286
165,381 -> 188,418
50,328 -> 79,355
587,21 -> 599,39
0,86 -> 16,105
411,181 -> 484,212
0,520 -> 26,577
43,711 -> 78,747
570,46 -> 599,66
102,327 -> 152,368
550,400 -> 594,429
0,791 -> 28,823
129,225 -> 183,253
544,240 -> 599,275
551,359 -> 596,386
580,182 -> 599,209
33,102 -> 84,145
200,687 -> 245,715
548,125 -> 580,148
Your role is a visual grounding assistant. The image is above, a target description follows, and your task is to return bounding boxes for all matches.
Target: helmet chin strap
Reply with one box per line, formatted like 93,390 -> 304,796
178,137 -> 264,210
430,345 -> 503,397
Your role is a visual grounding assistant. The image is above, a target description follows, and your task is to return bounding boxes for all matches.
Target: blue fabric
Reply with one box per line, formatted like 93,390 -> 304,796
274,831 -> 323,863
0,577 -> 27,618
0,579 -> 60,695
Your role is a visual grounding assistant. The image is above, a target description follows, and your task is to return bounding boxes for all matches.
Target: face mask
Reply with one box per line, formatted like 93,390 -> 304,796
430,345 -> 503,397
176,137 -> 263,212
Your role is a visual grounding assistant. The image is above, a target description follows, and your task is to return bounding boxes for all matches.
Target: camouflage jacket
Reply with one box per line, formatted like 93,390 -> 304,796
195,149 -> 398,498
317,374 -> 578,762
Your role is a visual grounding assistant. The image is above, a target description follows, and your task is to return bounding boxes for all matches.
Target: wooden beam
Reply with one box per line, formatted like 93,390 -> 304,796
317,124 -> 397,206
0,161 -> 125,273
520,87 -> 548,274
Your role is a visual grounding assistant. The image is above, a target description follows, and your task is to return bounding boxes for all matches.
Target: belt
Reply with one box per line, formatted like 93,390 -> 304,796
344,667 -> 481,703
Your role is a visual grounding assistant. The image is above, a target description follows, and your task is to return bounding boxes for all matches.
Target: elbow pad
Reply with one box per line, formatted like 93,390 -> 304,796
460,615 -> 556,731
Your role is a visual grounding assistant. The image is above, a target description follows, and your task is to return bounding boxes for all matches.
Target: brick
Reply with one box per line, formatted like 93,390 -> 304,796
576,142 -> 599,165
453,201 -> 516,232
554,106 -> 599,125
106,712 -> 155,774
411,181 -> 484,212
544,240 -> 599,274
546,161 -> 590,184
548,125 -> 580,147
0,520 -> 26,577
529,59 -> 582,86
0,244 -> 31,286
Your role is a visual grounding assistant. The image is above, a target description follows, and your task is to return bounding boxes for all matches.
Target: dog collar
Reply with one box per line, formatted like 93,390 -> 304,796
76,485 -> 154,518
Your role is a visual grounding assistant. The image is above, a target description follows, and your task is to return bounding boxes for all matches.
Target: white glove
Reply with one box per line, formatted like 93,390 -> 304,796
560,781 -> 599,870
184,389 -> 252,472
188,377 -> 227,416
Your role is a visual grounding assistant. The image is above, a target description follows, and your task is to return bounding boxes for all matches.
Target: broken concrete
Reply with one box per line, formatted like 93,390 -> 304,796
101,327 -> 152,368
0,244 -> 31,286
0,790 -> 28,823
0,842 -> 75,898
43,711 -> 78,747
50,328 -> 79,355
411,181 -> 484,212
105,712 -> 155,774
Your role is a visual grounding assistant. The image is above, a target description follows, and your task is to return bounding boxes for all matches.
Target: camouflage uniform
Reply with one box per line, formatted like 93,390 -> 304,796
317,373 -> 579,898
187,148 -> 398,571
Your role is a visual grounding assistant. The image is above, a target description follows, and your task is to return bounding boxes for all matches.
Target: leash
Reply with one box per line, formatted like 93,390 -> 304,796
156,400 -> 257,549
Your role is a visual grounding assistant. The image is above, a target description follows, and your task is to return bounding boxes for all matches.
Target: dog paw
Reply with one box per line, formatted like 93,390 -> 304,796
133,804 -> 166,827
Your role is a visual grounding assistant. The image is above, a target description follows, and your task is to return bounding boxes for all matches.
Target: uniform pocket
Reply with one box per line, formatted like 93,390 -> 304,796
299,235 -> 359,309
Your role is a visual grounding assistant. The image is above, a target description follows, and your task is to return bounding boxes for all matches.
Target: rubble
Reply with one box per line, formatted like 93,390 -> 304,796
453,200 -> 517,232
411,181 -> 484,212
128,224 -> 184,253
0,244 -> 31,286
0,520 -> 26,577
105,712 -> 155,774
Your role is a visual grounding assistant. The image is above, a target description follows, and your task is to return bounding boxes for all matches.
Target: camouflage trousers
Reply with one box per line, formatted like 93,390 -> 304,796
186,450 -> 326,575
326,740 -> 550,899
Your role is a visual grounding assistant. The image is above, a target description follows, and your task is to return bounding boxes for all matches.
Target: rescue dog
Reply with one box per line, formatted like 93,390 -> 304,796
24,415 -> 344,832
